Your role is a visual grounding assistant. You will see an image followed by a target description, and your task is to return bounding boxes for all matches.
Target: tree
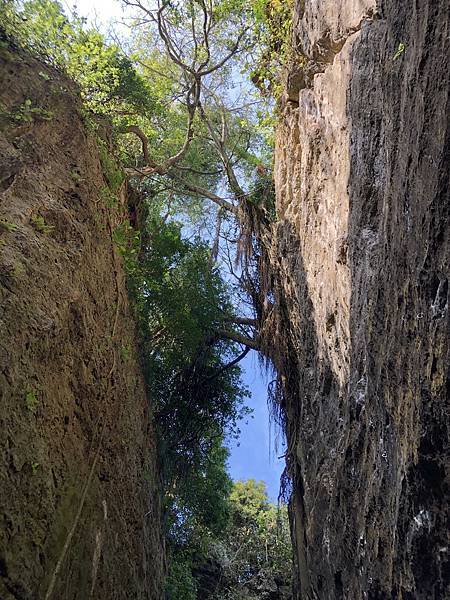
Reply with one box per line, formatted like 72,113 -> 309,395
193,480 -> 293,599
117,0 -> 279,356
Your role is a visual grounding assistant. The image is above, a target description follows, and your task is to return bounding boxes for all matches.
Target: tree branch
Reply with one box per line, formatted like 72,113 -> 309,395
198,103 -> 246,200
175,164 -> 222,177
123,77 -> 198,175
121,0 -> 252,218
198,27 -> 250,76
168,171 -> 239,214
205,345 -> 251,382
123,125 -> 156,168
215,329 -> 260,351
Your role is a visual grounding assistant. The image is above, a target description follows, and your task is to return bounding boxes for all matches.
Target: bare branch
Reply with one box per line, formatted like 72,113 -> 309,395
190,2 -> 199,67
123,125 -> 156,168
215,329 -> 260,351
197,0 -> 211,71
205,345 -> 251,382
168,171 -> 239,214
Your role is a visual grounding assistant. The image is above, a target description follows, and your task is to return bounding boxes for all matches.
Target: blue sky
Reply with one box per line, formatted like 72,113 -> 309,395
70,0 -> 285,502
227,351 -> 284,501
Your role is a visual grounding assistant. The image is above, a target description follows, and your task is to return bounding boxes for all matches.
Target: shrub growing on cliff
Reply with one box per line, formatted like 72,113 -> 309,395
0,0 -> 157,118
250,0 -> 294,99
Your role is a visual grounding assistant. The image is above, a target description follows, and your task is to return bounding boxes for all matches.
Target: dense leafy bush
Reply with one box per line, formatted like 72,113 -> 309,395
0,0 -> 157,117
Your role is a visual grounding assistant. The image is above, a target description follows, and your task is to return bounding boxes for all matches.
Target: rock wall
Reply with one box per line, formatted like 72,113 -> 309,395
0,45 -> 165,598
271,0 -> 449,598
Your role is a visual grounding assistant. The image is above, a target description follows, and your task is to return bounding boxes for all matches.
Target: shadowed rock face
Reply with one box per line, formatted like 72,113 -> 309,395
272,1 -> 449,598
0,45 -> 165,599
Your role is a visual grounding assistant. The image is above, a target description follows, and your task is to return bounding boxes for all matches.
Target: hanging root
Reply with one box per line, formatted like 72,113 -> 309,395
235,184 -> 299,502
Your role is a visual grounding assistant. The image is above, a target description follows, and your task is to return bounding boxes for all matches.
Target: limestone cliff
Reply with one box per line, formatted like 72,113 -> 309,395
0,45 -> 164,598
269,0 -> 449,598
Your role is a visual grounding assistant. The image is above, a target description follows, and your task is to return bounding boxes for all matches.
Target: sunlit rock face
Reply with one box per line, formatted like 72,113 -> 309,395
271,0 -> 449,597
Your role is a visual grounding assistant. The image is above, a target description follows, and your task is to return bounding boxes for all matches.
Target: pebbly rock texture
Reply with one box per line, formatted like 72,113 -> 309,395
269,0 -> 449,598
0,44 -> 165,598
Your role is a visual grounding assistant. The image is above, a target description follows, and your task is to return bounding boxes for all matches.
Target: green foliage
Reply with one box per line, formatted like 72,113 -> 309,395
247,168 -> 276,219
100,186 -> 117,209
165,553 -> 197,600
31,214 -> 54,234
70,169 -> 84,184
0,219 -> 18,232
12,261 -> 25,278
124,207 -> 251,593
211,480 -> 292,599
133,208 -> 250,482
0,98 -> 53,124
171,480 -> 293,599
98,141 -> 125,192
0,0 -> 157,120
120,344 -> 131,362
112,221 -> 140,275
249,0 -> 294,99
25,389 -> 39,413
166,440 -> 233,546
393,42 -> 406,60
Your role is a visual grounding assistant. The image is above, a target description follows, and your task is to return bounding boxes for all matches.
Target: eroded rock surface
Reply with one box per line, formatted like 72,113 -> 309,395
0,45 -> 164,599
271,1 -> 449,597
